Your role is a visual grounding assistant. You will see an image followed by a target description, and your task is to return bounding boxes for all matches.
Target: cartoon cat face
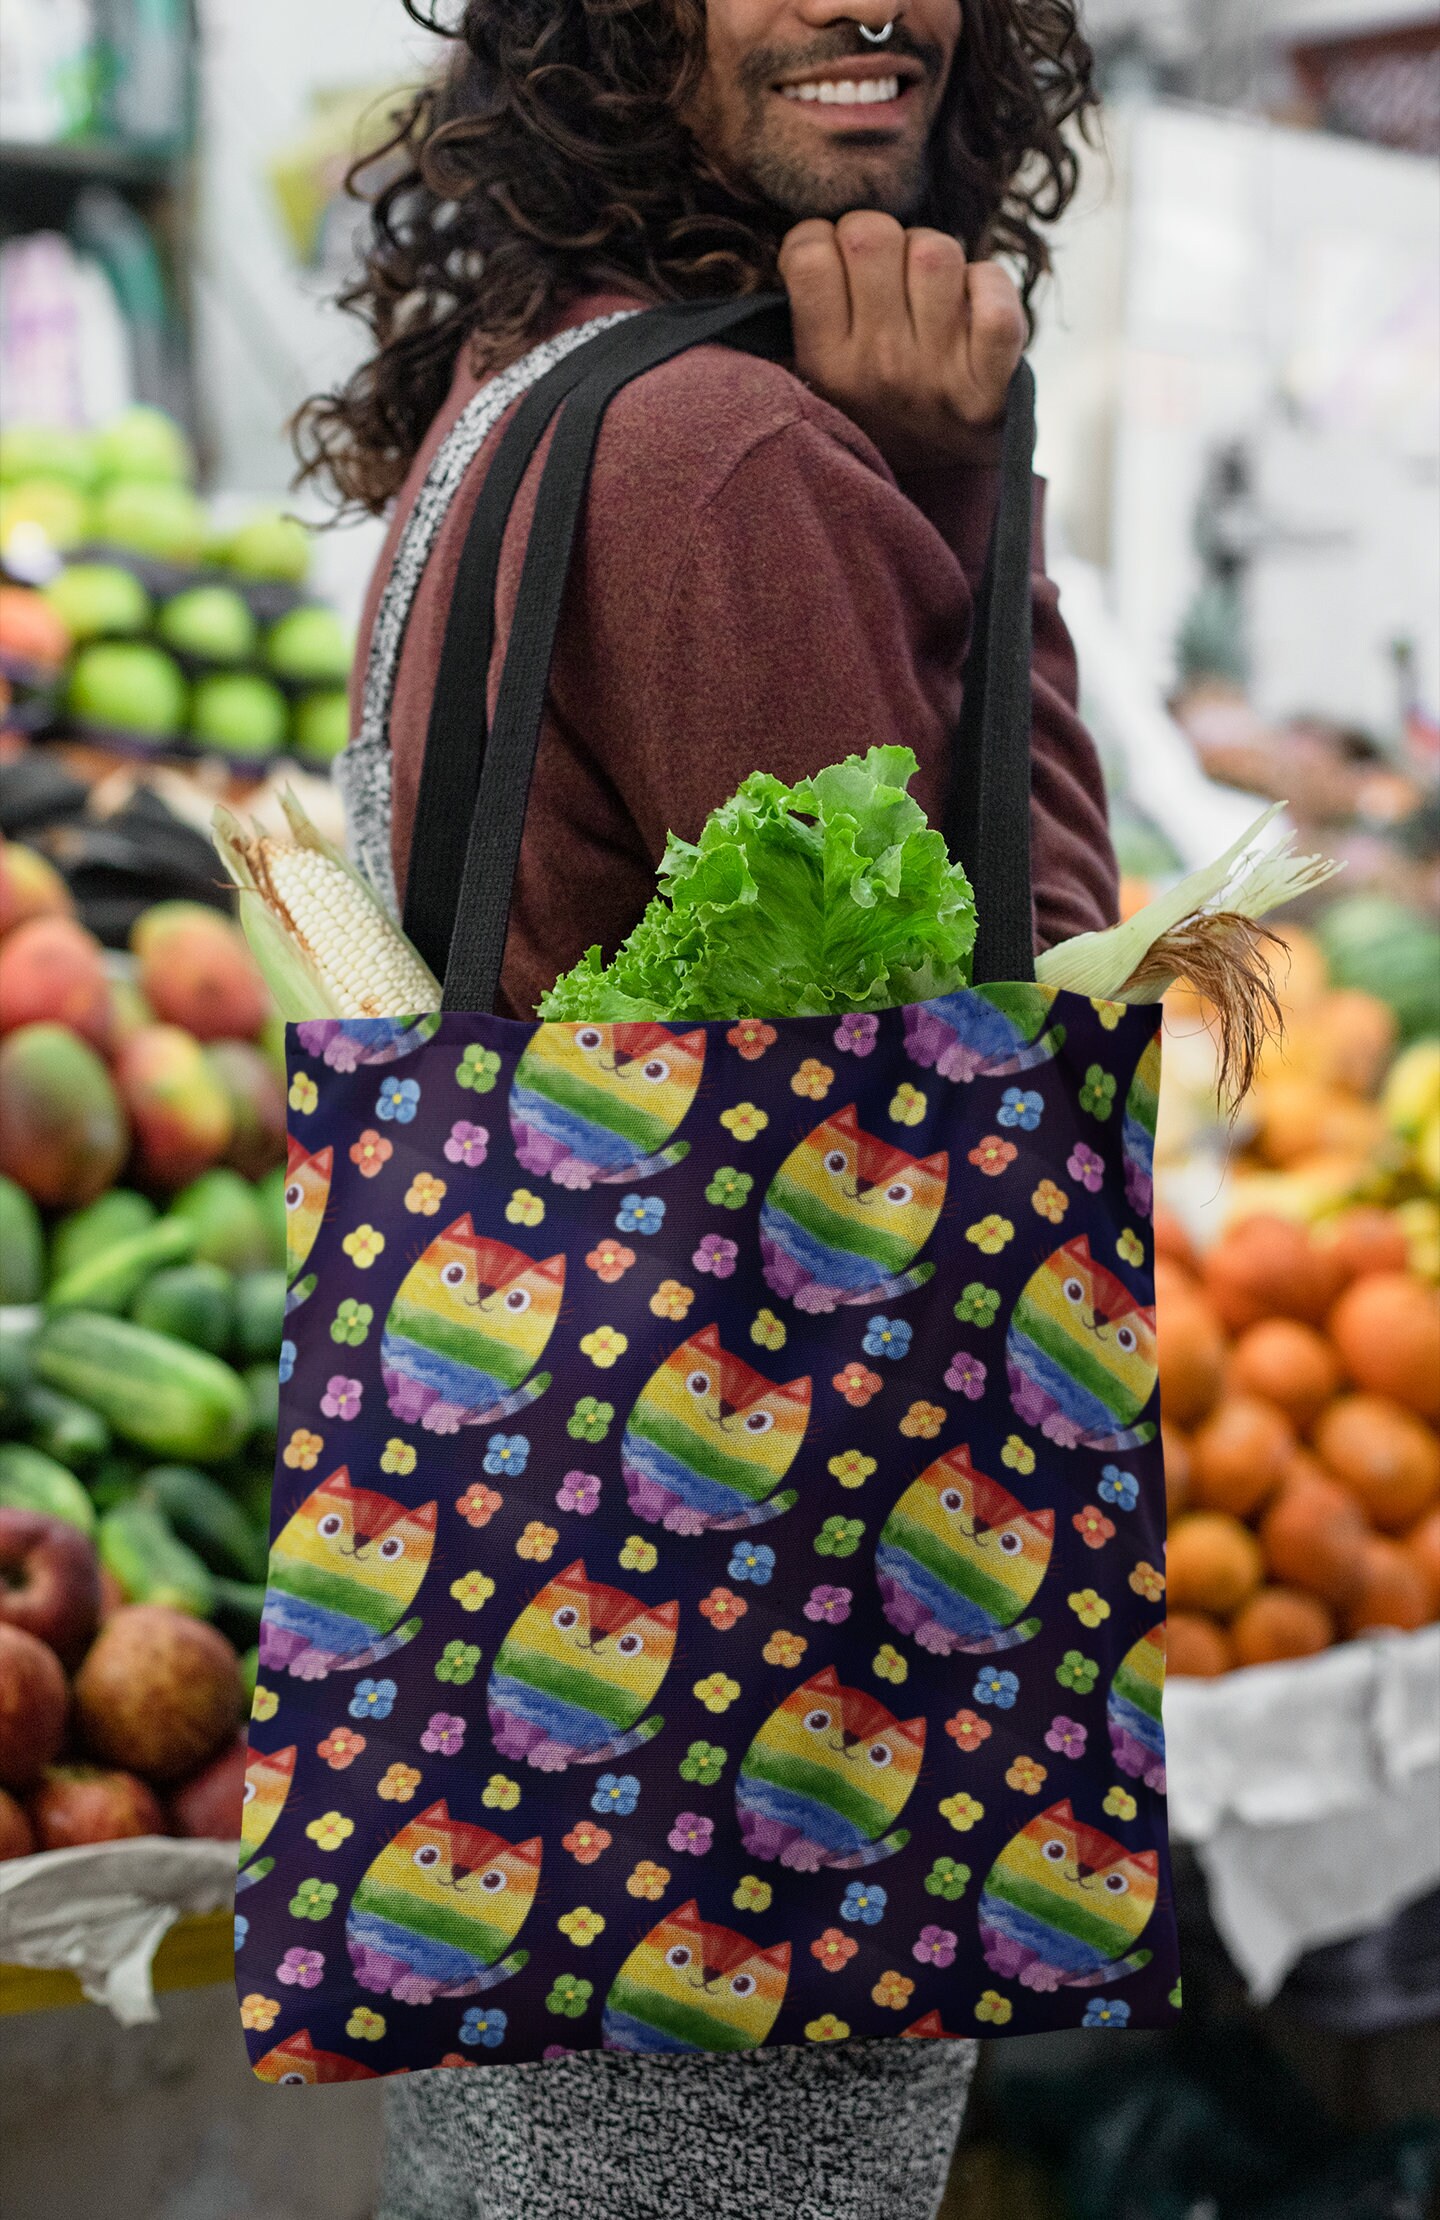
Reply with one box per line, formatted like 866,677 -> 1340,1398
632,1326 -> 810,1479
609,1901 -> 790,2048
284,1136 -> 332,1285
240,1744 -> 295,1862
269,1469 -> 436,1627
252,2031 -> 378,2085
745,1665 -> 926,1823
390,1217 -> 564,1369
887,1446 -> 1053,1600
358,1801 -> 542,1962
768,1104 -> 947,1261
1018,1237 -> 1157,1424
497,1561 -> 678,1718
515,1021 -> 706,1150
989,1800 -> 1159,1948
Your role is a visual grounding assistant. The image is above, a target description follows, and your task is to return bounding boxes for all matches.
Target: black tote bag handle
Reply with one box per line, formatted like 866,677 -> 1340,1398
416,296 -> 1037,1012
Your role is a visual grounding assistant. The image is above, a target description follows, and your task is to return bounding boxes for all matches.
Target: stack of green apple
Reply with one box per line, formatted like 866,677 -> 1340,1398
1,405 -> 352,768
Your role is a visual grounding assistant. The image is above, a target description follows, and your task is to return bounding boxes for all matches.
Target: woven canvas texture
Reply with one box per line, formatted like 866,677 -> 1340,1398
237,992 -> 1179,2083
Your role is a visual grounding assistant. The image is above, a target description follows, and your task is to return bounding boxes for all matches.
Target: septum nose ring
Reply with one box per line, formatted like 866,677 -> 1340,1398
859,19 -> 896,41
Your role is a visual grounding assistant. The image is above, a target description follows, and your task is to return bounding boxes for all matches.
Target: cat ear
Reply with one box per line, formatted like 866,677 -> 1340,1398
895,1717 -> 928,1751
316,1468 -> 353,1496
1130,1850 -> 1160,1877
283,2032 -> 317,2060
676,1030 -> 707,1057
942,1445 -> 977,1479
266,1747 -> 298,1775
1063,1234 -> 1093,1266
535,1254 -> 567,1286
918,1148 -> 949,1179
804,1665 -> 841,1694
1040,1799 -> 1075,1824
439,1213 -> 476,1243
829,1104 -> 859,1134
554,1560 -> 587,1587
414,1801 -> 451,1826
1030,1508 -> 1056,1537
286,1134 -> 309,1176
903,2009 -> 946,2039
648,1600 -> 681,1629
690,1324 -> 723,1354
406,1502 -> 439,1534
670,1900 -> 702,1930
779,1375 -> 813,1409
511,1837 -> 544,1869
759,1941 -> 791,1973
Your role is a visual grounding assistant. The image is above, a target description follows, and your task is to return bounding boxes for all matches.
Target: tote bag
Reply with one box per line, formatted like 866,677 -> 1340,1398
238,299 -> 1180,2085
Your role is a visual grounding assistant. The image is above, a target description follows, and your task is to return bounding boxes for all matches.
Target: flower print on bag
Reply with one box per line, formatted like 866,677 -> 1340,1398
321,1375 -> 362,1421
330,1299 -> 372,1348
422,1712 -> 466,1757
585,1239 -> 635,1284
945,1708 -> 991,1753
728,1542 -> 775,1587
969,1134 -> 1018,1179
997,1087 -> 1043,1132
557,1470 -> 601,1516
804,1585 -> 852,1626
405,1172 -> 447,1216
667,1812 -> 714,1857
1067,1143 -> 1104,1193
913,1925 -> 958,1967
350,1129 -> 392,1178
562,1821 -> 611,1865
889,1082 -> 927,1127
460,2008 -> 507,2048
974,1667 -> 1019,1710
568,1396 -> 614,1443
720,1102 -> 769,1142
1099,1464 -> 1139,1511
277,1947 -> 325,1990
627,1860 -> 670,1901
944,1351 -> 987,1400
485,1433 -> 530,1478
444,1120 -> 489,1167
863,1315 -> 912,1362
728,1019 -> 777,1061
456,1044 -> 500,1094
616,1194 -> 665,1236
592,1774 -> 639,1819
834,1013 -> 878,1057
841,1882 -> 886,1926
1045,1716 -> 1088,1761
377,1075 -> 420,1124
289,1878 -> 338,1921
699,1587 -> 747,1631
694,1234 -> 739,1280
955,1282 -> 1001,1328
348,1677 -> 395,1724
811,1928 -> 858,1973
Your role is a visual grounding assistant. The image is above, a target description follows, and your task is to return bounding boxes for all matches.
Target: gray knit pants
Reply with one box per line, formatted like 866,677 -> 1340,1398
376,2039 -> 979,2220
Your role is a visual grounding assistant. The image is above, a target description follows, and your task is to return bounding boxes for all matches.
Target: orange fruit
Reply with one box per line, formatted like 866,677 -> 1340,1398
1314,1394 -> 1440,1533
1162,1424 -> 1191,1520
1401,1508 -> 1440,1616
1165,1611 -> 1233,1677
1228,1319 -> 1340,1434
1154,1209 -> 1200,1278
1345,1537 -> 1432,1635
1328,1273 -> 1440,1423
1258,1466 -> 1368,1609
1190,1394 -> 1295,1520
1204,1215 -> 1344,1334
1167,1512 -> 1264,1619
1157,1287 -> 1228,1430
1254,1078 -> 1385,1171
1320,1207 -> 1409,1287
1230,1586 -> 1334,1667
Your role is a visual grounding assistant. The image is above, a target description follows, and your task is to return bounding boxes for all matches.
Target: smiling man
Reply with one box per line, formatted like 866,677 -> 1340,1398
304,6 -> 1107,2217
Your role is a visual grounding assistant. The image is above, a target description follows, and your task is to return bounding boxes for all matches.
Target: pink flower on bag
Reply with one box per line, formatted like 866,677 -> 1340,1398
278,1947 -> 325,1989
804,1585 -> 853,1625
912,1925 -> 957,1968
1067,1143 -> 1105,1193
422,1713 -> 466,1757
944,1352 -> 987,1400
1045,1715 -> 1088,1760
667,1812 -> 714,1857
321,1376 -> 362,1420
693,1234 -> 739,1279
557,1471 -> 601,1515
444,1120 -> 490,1167
834,1013 -> 879,1056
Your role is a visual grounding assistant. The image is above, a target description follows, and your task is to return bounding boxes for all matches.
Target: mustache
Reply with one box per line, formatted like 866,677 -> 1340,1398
736,26 -> 944,96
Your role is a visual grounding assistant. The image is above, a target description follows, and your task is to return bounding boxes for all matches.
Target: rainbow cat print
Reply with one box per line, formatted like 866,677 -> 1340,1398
252,2033 -> 380,2085
347,1801 -> 539,2006
236,1744 -> 295,1891
260,1469 -> 433,1680
904,984 -> 1065,1082
603,1902 -> 790,2054
875,1445 -> 1053,1655
294,1015 -> 440,1072
1007,1235 -> 1158,1451
487,1560 -> 676,1770
381,1216 -> 564,1432
283,1135 -> 331,1315
510,1021 -> 706,1189
761,1104 -> 947,1314
978,1800 -> 1158,1992
736,1666 -> 924,1871
622,1324 -> 811,1533
1122,1029 -> 1162,1218
1107,1624 -> 1167,1793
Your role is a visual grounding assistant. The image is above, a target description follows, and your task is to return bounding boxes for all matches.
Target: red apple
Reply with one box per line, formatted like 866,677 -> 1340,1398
74,1605 -> 243,1784
29,1764 -> 165,1849
0,1506 -> 101,1667
0,1621 -> 68,1791
0,1784 -> 37,1859
167,1735 -> 247,1840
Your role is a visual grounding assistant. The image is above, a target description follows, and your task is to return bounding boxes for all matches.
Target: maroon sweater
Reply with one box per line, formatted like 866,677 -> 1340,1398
358,289 -> 1119,1018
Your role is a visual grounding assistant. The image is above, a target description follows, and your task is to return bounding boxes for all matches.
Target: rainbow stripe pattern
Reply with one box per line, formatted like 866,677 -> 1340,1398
1107,1624 -> 1167,1791
875,1446 -> 1053,1655
510,1021 -> 706,1185
602,1903 -> 790,2054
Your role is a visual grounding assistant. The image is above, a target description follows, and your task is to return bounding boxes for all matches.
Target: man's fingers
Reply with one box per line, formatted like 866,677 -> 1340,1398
905,227 -> 967,357
964,261 -> 1028,398
834,210 -> 909,352
779,220 -> 851,354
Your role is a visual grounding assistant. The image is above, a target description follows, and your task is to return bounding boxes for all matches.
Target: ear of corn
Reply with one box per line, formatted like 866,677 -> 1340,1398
213,791 -> 441,1022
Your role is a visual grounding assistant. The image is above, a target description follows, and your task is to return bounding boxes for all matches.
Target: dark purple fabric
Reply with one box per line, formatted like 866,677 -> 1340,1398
239,994 -> 1179,2084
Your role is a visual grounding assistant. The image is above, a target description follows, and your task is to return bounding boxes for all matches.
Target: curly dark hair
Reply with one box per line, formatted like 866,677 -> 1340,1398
295,0 -> 1097,514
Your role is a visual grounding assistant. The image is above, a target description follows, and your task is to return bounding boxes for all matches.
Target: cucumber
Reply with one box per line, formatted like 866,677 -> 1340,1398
210,1576 -> 265,1647
89,1454 -> 145,1512
244,1362 -> 279,1447
170,1169 -> 272,1274
97,1496 -> 215,1617
233,1270 -> 285,1362
0,1328 -> 34,1430
23,1384 -> 111,1472
32,1311 -> 252,1464
238,1464 -> 274,1532
140,1463 -> 267,1581
0,1176 -> 44,1305
132,1262 -> 235,1355
0,1441 -> 97,1534
255,1165 -> 287,1269
49,1191 -> 156,1286
46,1218 -> 197,1316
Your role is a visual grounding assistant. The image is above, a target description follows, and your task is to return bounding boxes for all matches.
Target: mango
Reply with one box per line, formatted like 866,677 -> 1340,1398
0,839 -> 74,937
0,915 -> 113,1050
114,1025 -> 234,1191
0,1023 -> 129,1208
132,902 -> 268,1044
206,1040 -> 287,1179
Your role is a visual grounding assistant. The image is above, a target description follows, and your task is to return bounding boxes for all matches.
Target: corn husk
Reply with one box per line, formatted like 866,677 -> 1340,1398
1038,804 -> 1342,1103
213,792 -> 440,1022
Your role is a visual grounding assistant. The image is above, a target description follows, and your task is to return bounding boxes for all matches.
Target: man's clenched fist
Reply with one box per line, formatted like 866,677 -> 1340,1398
780,210 -> 1027,472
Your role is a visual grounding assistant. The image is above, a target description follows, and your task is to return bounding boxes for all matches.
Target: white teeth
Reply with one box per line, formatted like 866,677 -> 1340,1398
780,76 -> 901,106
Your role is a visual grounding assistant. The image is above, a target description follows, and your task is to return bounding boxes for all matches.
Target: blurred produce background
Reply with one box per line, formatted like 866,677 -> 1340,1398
1,3 -> 1438,2220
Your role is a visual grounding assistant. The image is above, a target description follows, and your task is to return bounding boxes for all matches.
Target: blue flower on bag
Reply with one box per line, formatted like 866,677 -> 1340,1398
973,1667 -> 1019,1710
277,1339 -> 296,1384
460,2007 -> 508,2048
1098,1464 -> 1138,1512
350,1677 -> 397,1722
233,1913 -> 248,1951
616,1194 -> 665,1236
484,1432 -> 530,1478
862,1316 -> 912,1362
377,1075 -> 420,1124
593,1773 -> 640,1818
728,1542 -> 775,1587
1083,1997 -> 1131,2029
840,1881 -> 887,1926
997,1087 -> 1043,1131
